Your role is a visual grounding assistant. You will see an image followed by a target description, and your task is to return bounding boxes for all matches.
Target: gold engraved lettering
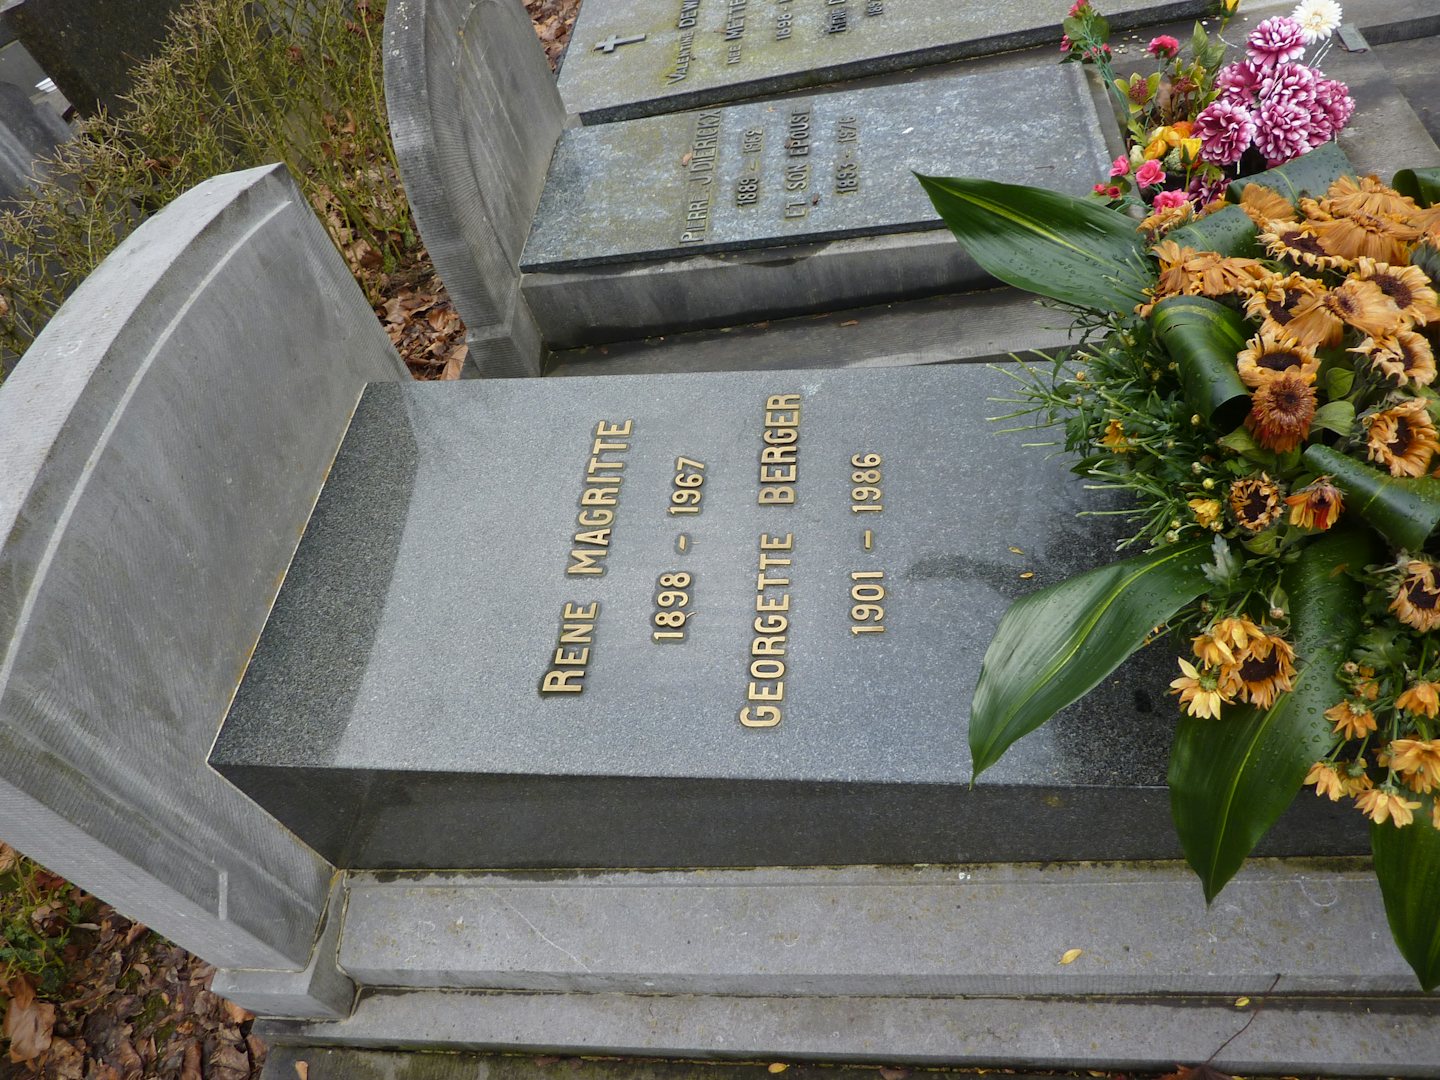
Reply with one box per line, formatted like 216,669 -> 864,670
567,422 -> 633,577
541,601 -> 600,694
740,532 -> 793,727
740,705 -> 782,727
758,399 -> 800,505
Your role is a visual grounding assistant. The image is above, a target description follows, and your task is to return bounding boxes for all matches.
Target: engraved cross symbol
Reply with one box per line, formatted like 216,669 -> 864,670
595,32 -> 647,53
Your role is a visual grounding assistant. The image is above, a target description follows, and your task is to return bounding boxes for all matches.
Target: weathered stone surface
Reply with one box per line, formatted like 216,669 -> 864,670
211,366 -> 1364,869
337,862 -> 1412,995
258,987 -> 1440,1074
556,0 -> 1211,123
523,63 -> 1108,270
0,163 -> 406,975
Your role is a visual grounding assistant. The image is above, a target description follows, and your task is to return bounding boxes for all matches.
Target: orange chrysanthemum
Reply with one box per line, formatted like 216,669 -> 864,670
1235,332 -> 1319,388
1392,559 -> 1440,632
1285,477 -> 1343,530
1228,633 -> 1296,709
1396,681 -> 1440,719
1354,788 -> 1422,827
1304,761 -> 1345,801
1351,330 -> 1436,387
1326,700 -> 1377,739
1389,738 -> 1440,792
1352,258 -> 1440,327
1365,398 -> 1440,477
1228,475 -> 1284,532
1311,211 -> 1420,265
1245,370 -> 1317,453
1239,183 -> 1298,227
1321,175 -> 1422,221
1243,273 -> 1328,343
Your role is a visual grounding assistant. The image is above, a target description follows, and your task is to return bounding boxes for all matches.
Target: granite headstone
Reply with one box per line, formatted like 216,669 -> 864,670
210,365 -> 1365,869
524,64 -> 1107,271
557,0 -> 1211,123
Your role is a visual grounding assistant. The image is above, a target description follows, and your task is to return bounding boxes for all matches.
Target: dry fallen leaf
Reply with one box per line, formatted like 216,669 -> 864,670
3,975 -> 56,1063
294,1061 -> 310,1080
1019,571 -> 1035,579
1009,546 -> 1024,554
1058,947 -> 1084,965
1234,995 -> 1251,1007
768,1065 -> 789,1074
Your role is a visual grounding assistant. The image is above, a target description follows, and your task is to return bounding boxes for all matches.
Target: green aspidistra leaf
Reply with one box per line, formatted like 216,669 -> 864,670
1393,167 -> 1440,208
1303,444 -> 1440,551
1168,527 -> 1376,902
1151,295 -> 1251,429
1372,815 -> 1440,991
1167,204 -> 1261,258
1227,141 -> 1353,204
915,174 -> 1151,315
970,540 -> 1212,779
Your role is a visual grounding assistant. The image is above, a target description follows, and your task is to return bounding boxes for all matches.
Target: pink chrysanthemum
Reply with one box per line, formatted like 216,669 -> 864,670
1247,16 -> 1308,68
1215,59 -> 1264,104
1195,99 -> 1257,165
1309,76 -> 1355,144
1255,97 -> 1314,165
1260,62 -> 1319,107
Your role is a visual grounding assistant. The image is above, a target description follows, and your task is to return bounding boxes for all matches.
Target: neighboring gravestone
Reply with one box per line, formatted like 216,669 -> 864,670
0,0 -> 186,117
210,366 -> 1365,869
0,79 -> 69,201
385,0 -> 1118,376
525,65 -> 1103,270
0,162 -> 407,1015
557,0 -> 1210,123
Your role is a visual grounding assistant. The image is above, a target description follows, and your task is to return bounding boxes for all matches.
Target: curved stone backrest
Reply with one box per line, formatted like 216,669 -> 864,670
0,163 -> 406,977
385,0 -> 564,377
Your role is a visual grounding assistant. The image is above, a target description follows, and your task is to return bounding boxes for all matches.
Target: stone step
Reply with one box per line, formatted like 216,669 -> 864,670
332,861 -> 1412,997
544,286 -> 1076,377
256,985 -> 1440,1074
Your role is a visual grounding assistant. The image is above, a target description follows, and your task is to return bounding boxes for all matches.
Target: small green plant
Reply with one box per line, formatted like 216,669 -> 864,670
0,0 -> 416,361
0,846 -> 88,999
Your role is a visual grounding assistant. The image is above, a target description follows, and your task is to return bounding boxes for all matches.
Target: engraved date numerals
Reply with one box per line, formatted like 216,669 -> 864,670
669,456 -> 706,516
652,572 -> 694,643
850,452 -> 882,513
850,570 -> 885,635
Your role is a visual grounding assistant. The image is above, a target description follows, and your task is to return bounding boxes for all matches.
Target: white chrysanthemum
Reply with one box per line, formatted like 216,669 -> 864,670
1291,0 -> 1342,44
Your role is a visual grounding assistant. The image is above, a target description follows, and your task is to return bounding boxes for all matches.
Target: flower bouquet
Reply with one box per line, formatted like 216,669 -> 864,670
1064,0 -> 1354,211
916,145 -> 1440,988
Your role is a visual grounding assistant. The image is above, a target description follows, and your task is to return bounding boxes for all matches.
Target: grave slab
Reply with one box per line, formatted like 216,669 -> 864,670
210,366 -> 1364,869
523,63 -> 1107,271
556,0 -> 1210,123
